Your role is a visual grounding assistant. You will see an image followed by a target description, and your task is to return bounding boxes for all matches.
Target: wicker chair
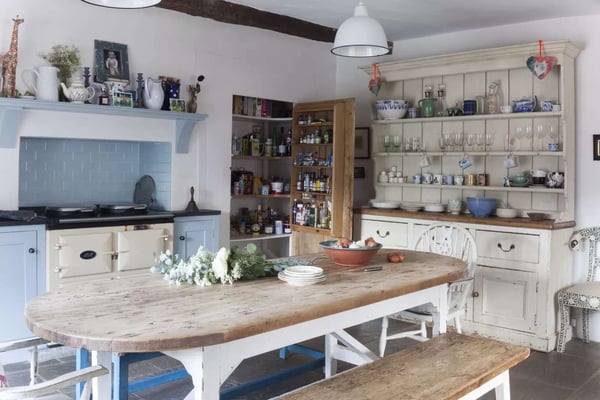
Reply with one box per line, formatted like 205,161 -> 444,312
379,223 -> 478,356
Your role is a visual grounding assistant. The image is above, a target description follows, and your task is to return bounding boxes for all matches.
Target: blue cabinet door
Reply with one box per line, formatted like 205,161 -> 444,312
174,216 -> 219,259
0,228 -> 41,341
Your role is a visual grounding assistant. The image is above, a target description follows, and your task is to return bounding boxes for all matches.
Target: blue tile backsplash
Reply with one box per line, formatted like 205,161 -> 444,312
19,138 -> 171,209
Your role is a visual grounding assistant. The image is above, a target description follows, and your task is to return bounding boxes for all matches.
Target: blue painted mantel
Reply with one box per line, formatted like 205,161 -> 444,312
0,98 -> 208,153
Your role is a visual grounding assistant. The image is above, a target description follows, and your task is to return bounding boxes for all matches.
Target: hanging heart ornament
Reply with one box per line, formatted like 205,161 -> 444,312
368,63 -> 381,95
527,40 -> 556,80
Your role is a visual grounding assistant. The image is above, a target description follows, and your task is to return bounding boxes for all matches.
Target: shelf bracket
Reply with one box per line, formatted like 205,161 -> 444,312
175,119 -> 198,153
0,106 -> 23,148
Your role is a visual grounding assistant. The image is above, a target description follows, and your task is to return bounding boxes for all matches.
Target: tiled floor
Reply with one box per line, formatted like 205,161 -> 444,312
4,319 -> 600,399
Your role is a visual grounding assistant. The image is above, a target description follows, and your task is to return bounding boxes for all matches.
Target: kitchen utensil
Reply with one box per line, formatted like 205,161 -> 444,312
368,63 -> 381,95
185,186 -> 199,211
133,175 -> 157,208
527,40 -> 556,80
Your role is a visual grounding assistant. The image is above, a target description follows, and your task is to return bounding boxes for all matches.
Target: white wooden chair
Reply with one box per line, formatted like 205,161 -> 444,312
557,227 -> 600,352
0,337 -> 107,399
379,223 -> 478,356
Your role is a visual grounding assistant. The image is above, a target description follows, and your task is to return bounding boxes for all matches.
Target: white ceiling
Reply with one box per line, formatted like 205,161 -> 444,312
227,0 -> 600,41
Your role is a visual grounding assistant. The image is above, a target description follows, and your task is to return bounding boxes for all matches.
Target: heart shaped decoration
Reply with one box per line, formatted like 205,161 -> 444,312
368,63 -> 381,95
527,40 -> 556,80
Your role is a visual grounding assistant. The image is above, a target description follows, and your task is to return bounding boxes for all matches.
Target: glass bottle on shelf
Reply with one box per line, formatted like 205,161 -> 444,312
486,80 -> 501,114
436,83 -> 447,117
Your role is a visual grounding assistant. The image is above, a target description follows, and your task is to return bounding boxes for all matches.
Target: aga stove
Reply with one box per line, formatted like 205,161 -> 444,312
39,203 -> 174,291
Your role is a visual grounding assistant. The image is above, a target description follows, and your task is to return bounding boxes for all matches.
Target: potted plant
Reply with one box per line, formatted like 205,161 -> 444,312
39,44 -> 81,100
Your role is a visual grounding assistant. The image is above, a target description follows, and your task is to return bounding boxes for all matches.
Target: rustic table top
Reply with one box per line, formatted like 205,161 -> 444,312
25,250 -> 466,353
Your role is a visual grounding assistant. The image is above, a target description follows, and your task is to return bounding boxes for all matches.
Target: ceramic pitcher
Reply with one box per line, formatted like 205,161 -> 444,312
22,66 -> 59,101
143,77 -> 164,110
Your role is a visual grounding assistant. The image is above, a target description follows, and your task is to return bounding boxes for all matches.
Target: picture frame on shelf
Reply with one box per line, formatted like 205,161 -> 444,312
354,127 -> 370,159
594,134 -> 600,160
169,98 -> 186,112
94,39 -> 130,83
111,92 -> 133,108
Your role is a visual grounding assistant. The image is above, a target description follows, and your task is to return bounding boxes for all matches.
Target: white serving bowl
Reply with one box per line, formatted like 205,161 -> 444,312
496,208 -> 518,218
375,100 -> 408,120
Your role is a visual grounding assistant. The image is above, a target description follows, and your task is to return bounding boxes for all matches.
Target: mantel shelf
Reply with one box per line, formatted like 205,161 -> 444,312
0,98 -> 208,152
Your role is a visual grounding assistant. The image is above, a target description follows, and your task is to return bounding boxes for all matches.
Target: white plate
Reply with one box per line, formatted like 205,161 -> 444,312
278,271 -> 326,286
370,200 -> 401,209
282,265 -> 323,277
424,204 -> 446,213
400,202 -> 424,212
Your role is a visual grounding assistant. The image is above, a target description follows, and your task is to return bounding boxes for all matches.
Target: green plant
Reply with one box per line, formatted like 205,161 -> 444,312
39,44 -> 81,83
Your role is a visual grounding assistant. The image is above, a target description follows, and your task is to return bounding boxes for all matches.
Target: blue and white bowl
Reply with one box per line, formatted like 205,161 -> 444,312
375,99 -> 408,120
512,96 -> 538,113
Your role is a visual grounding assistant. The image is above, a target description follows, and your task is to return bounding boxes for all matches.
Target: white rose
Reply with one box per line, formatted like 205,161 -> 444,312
212,247 -> 230,282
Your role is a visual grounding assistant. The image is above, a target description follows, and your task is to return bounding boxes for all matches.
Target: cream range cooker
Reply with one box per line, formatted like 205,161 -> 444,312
42,204 -> 174,291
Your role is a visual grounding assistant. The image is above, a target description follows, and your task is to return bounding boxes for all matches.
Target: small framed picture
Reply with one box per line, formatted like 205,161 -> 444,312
112,92 -> 133,108
354,127 -> 370,159
94,39 -> 130,83
170,98 -> 186,112
594,134 -> 600,160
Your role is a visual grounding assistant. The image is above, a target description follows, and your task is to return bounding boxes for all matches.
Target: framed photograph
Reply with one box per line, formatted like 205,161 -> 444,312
169,98 -> 186,112
94,39 -> 130,83
112,92 -> 133,108
594,135 -> 600,160
354,127 -> 370,159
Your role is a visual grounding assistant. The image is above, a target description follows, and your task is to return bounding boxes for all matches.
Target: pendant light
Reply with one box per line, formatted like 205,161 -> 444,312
81,0 -> 161,8
331,1 -> 389,57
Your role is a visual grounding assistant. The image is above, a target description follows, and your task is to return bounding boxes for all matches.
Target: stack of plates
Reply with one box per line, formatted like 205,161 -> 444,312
370,200 -> 401,209
400,202 -> 424,212
424,203 -> 446,213
278,265 -> 326,286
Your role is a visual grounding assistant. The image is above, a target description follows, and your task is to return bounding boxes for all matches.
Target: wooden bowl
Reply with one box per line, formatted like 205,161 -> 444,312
319,240 -> 382,267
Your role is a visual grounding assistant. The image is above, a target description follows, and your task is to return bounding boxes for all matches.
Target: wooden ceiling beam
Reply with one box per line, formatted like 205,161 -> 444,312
159,0 -> 337,43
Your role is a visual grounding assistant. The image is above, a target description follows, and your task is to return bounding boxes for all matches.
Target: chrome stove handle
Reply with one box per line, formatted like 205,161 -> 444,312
160,235 -> 170,241
53,243 -> 62,250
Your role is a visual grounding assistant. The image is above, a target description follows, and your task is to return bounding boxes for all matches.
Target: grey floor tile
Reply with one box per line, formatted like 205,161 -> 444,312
568,370 -> 600,400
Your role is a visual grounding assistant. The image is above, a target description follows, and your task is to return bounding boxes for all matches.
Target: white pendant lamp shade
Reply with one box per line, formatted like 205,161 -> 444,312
82,0 -> 161,8
331,2 -> 389,57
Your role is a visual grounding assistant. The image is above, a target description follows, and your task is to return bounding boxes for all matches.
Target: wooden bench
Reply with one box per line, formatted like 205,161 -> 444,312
275,332 -> 530,400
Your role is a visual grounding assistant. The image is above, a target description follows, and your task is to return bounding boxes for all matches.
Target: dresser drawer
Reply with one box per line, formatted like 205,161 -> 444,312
475,230 -> 540,270
360,218 -> 409,248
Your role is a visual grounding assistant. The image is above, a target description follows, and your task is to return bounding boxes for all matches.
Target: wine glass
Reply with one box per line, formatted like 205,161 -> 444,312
485,131 -> 495,151
514,126 -> 523,151
384,135 -> 390,152
524,125 -> 533,151
465,132 -> 475,152
475,132 -> 485,151
454,132 -> 464,152
438,136 -> 447,151
393,135 -> 401,152
535,123 -> 546,151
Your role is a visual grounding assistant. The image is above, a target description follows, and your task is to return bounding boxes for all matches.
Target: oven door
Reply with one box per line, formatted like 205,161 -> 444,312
51,230 -> 113,278
116,226 -> 170,272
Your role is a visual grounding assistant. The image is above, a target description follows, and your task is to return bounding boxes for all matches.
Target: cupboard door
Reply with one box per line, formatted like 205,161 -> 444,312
175,216 -> 218,259
360,219 -> 408,248
117,229 -> 168,271
55,231 -> 113,277
473,266 -> 537,333
0,230 -> 37,341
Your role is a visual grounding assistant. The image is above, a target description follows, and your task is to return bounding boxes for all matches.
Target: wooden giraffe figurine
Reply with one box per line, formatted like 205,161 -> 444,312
2,15 -> 24,98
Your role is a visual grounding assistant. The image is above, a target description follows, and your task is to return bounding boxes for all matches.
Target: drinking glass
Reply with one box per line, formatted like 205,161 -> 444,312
404,137 -> 412,152
524,125 -> 533,150
443,132 -> 454,152
393,135 -> 401,152
535,123 -> 546,151
476,132 -> 485,151
465,132 -> 475,152
412,137 -> 422,152
514,126 -> 523,150
485,131 -> 495,150
384,135 -> 390,152
438,136 -> 447,151
454,132 -> 464,152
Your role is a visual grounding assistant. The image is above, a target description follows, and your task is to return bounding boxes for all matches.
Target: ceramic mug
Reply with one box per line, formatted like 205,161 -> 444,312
419,154 -> 432,168
412,175 -> 422,184
542,100 -> 554,112
503,154 -> 518,169
443,175 -> 454,185
500,105 -> 512,113
454,175 -> 464,185
433,174 -> 443,185
423,173 -> 433,184
548,142 -> 559,152
458,155 -> 472,169
463,99 -> 477,115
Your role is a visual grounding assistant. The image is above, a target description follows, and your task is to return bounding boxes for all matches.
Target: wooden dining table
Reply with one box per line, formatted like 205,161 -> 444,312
25,249 -> 466,400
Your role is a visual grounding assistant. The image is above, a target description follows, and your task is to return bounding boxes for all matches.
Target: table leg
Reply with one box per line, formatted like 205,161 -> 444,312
91,351 -> 112,400
432,284 -> 449,336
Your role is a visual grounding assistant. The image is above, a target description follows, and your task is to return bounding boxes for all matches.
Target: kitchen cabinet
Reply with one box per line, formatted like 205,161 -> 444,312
230,96 -> 294,259
0,97 -> 207,152
358,210 -> 574,351
0,224 -> 45,342
361,40 -> 580,222
174,214 -> 219,258
290,99 -> 355,254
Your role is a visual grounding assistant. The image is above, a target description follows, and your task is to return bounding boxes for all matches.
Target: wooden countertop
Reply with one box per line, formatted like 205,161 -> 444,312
357,207 -> 575,230
25,250 -> 465,353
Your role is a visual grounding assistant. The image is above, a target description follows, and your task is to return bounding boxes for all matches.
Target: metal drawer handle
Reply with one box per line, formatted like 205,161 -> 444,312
376,230 -> 390,239
497,243 -> 515,253
472,291 -> 480,298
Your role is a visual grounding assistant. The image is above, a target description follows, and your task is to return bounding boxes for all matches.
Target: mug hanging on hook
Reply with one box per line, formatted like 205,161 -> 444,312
526,40 -> 556,80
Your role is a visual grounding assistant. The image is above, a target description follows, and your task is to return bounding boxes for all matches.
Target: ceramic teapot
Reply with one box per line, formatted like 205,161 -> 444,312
143,77 -> 164,110
60,76 -> 96,104
22,66 -> 59,101
546,171 -> 564,188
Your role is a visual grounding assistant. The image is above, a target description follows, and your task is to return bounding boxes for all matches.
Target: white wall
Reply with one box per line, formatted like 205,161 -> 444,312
335,15 -> 600,341
0,0 -> 336,246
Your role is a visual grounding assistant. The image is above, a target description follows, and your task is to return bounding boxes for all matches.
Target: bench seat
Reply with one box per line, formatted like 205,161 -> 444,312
276,332 -> 529,400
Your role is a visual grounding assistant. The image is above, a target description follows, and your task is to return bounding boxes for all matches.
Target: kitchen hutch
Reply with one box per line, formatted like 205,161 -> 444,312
290,99 -> 355,255
230,96 -> 294,258
358,41 -> 581,351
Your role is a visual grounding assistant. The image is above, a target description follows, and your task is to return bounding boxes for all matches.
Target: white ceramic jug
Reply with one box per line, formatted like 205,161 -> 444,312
22,66 -> 59,101
143,77 -> 164,110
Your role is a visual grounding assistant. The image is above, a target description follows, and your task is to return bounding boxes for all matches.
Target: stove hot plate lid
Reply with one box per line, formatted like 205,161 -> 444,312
45,204 -> 98,217
99,203 -> 147,211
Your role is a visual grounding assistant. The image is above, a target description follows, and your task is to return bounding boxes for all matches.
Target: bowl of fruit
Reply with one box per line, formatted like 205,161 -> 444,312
319,237 -> 382,267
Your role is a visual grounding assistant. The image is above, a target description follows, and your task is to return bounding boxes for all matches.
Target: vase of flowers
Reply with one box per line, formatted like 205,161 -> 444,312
39,44 -> 81,101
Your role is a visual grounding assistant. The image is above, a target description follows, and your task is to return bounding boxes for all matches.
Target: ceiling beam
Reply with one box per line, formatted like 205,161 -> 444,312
159,0 -> 337,43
